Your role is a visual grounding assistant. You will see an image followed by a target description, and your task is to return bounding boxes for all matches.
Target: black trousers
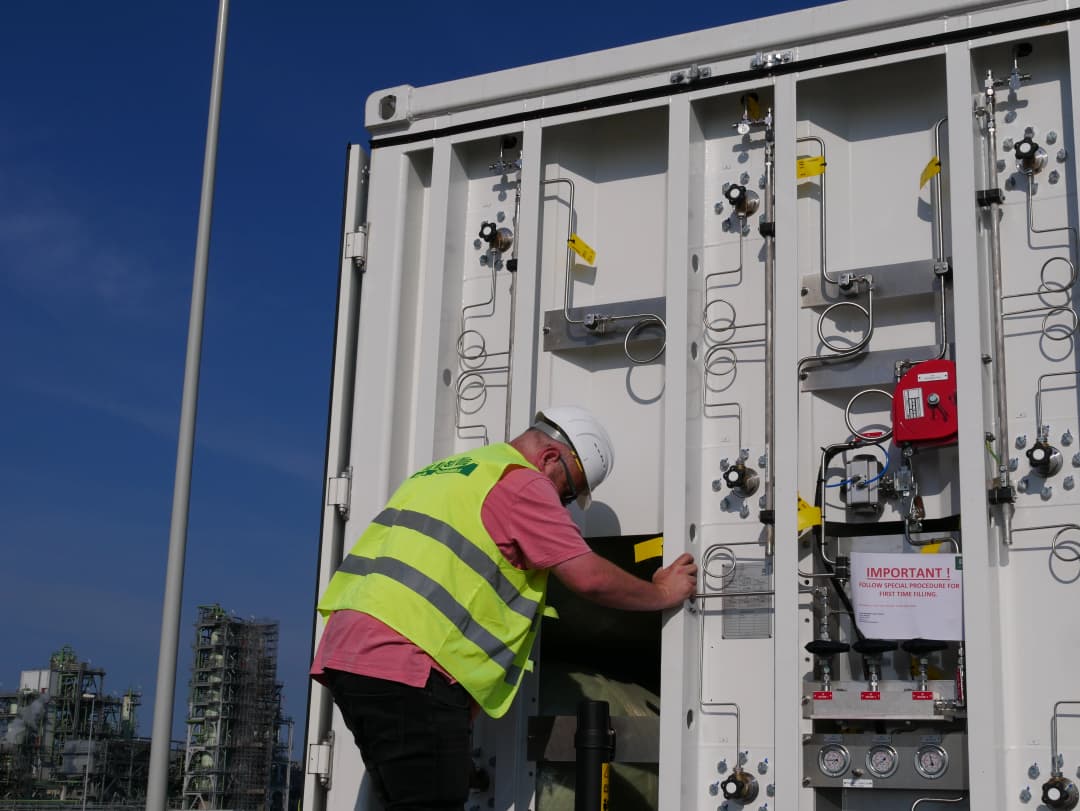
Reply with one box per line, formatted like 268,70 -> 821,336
325,669 -> 472,811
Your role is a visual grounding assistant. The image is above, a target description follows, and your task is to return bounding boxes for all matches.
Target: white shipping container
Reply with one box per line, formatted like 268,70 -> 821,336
306,1 -> 1080,809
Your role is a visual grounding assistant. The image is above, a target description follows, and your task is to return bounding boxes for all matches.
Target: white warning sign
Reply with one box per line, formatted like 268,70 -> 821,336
851,552 -> 964,640
903,388 -> 924,420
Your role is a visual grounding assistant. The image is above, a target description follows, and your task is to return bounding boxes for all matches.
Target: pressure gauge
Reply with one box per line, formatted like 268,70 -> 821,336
818,744 -> 851,777
866,744 -> 899,778
914,744 -> 949,779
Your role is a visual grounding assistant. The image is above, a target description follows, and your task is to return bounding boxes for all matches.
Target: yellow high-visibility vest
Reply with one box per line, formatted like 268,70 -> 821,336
317,443 -> 551,718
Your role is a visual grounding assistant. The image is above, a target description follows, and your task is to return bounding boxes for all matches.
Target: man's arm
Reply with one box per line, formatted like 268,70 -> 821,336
551,551 -> 697,611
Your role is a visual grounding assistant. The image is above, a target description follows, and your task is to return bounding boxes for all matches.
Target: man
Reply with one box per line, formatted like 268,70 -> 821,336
312,406 -> 697,810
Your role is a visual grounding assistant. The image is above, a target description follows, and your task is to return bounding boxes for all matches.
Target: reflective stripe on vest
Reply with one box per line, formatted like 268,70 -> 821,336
334,552 -> 521,685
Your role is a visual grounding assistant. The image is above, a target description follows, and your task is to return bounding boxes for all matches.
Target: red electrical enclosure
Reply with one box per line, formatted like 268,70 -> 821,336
891,359 -> 959,447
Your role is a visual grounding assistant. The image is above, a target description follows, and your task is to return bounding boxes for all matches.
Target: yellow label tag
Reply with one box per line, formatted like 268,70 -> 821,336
796,155 -> 826,180
634,536 -> 664,563
919,542 -> 943,554
600,762 -> 611,810
567,233 -> 596,265
797,495 -> 822,532
920,157 -> 942,188
744,93 -> 762,120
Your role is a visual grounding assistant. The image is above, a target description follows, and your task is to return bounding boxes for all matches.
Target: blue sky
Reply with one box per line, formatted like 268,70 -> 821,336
1,1 -> 823,756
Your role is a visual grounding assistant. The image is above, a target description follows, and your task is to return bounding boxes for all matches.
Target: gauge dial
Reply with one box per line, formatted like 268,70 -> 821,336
818,744 -> 851,777
866,744 -> 899,778
914,744 -> 949,779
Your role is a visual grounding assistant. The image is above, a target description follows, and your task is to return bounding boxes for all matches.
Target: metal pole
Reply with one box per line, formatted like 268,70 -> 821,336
82,693 -> 96,811
146,2 -> 229,808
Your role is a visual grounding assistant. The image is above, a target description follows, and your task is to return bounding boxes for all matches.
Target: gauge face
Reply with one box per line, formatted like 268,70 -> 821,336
914,744 -> 949,779
818,744 -> 851,777
866,744 -> 899,778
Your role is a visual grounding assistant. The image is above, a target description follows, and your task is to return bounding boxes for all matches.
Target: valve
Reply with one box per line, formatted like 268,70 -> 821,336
721,769 -> 759,803
1015,136 -> 1048,173
723,184 -> 760,216
1027,441 -> 1063,477
723,462 -> 760,498
478,221 -> 514,253
1043,775 -> 1080,810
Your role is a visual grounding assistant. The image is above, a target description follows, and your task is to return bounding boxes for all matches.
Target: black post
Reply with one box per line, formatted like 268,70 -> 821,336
574,699 -> 615,811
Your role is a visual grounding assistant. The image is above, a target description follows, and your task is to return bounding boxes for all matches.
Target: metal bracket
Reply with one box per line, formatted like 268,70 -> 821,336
344,226 -> 369,271
750,50 -> 795,70
326,468 -> 352,520
670,64 -> 712,84
542,297 -> 666,353
307,731 -> 334,789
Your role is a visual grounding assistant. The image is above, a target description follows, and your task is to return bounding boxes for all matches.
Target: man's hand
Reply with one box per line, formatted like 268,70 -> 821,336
651,552 -> 698,608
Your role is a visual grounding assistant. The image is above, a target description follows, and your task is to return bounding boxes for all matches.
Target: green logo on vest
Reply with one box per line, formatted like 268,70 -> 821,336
412,457 -> 479,478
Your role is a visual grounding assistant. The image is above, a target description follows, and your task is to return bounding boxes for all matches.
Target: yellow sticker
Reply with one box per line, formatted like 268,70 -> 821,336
919,542 -> 943,554
567,233 -> 596,265
634,536 -> 664,563
796,155 -> 826,180
743,93 -> 762,120
920,157 -> 942,188
797,495 -> 822,532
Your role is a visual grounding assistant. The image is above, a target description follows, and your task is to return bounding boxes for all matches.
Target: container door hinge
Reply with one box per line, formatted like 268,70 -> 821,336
307,730 -> 334,789
326,468 -> 352,520
750,50 -> 795,70
344,225 -> 369,271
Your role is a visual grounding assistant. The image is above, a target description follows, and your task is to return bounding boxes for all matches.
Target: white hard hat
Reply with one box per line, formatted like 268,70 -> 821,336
533,406 -> 614,509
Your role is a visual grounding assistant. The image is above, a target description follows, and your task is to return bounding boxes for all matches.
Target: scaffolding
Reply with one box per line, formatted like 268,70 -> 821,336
182,605 -> 292,811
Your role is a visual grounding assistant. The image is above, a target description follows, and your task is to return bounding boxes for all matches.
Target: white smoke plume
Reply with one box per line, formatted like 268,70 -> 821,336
4,695 -> 48,746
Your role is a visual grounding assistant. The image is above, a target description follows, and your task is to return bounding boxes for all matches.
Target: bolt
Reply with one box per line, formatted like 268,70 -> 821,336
983,354 -> 993,364
1016,434 -> 1028,449
1021,786 -> 1032,803
1050,170 -> 1061,184
712,479 -> 723,492
1065,476 -> 1075,491
1048,131 -> 1059,145
740,172 -> 750,185
709,782 -> 720,796
740,503 -> 750,519
1042,485 -> 1053,501
740,448 -> 751,462
1002,138 -> 1014,151
742,224 -> 751,237
720,457 -> 731,470
740,751 -> 748,766
758,759 -> 769,775
997,159 -> 1008,173
721,496 -> 731,510
1025,125 -> 1037,138
715,202 -> 724,214
802,777 -> 812,787
1063,429 -> 1074,446
759,495 -> 767,508
758,453 -> 768,467
1030,763 -> 1041,780
717,759 -> 728,773
1006,176 -> 1017,190
722,220 -> 731,232
758,805 -> 768,811
1009,457 -> 1020,472
1018,477 -> 1029,494
767,784 -> 775,797
1058,148 -> 1069,163
928,393 -> 941,406
759,175 -> 766,189
479,254 -> 489,266
1073,452 -> 1080,467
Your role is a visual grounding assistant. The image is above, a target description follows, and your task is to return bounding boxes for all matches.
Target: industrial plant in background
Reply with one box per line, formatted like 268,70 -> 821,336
182,604 -> 294,811
0,645 -> 181,808
1,606 -> 295,810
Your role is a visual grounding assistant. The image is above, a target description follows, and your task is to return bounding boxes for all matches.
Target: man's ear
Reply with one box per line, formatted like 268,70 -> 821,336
537,444 -> 561,468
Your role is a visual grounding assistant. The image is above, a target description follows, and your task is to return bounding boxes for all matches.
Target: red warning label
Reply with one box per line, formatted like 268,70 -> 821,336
861,691 -> 881,701
813,691 -> 833,701
912,691 -> 934,701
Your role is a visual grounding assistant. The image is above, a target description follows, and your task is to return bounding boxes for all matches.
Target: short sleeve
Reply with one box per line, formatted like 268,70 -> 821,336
482,467 -> 592,570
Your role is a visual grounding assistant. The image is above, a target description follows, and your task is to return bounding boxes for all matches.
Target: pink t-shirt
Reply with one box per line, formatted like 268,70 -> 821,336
310,466 -> 590,687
